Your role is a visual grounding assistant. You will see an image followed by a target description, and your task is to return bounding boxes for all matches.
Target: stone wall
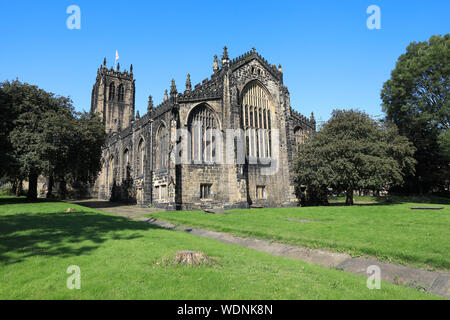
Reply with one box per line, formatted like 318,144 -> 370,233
91,48 -> 315,210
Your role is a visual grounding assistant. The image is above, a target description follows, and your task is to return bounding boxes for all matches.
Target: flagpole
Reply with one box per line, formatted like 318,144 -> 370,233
114,50 -> 119,71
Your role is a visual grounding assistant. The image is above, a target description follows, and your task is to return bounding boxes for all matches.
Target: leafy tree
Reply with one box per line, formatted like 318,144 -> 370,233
6,81 -> 61,200
39,102 -> 77,197
1,79 -> 105,200
294,109 -> 416,205
35,105 -> 105,199
438,129 -> 450,160
59,112 -> 105,199
381,34 -> 450,193
0,80 -> 30,192
0,87 -> 14,178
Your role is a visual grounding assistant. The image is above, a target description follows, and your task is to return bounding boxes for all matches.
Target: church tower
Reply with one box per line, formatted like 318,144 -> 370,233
91,58 -> 135,133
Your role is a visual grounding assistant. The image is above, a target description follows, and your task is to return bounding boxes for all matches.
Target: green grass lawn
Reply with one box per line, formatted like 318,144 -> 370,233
148,197 -> 450,272
0,196 -> 439,299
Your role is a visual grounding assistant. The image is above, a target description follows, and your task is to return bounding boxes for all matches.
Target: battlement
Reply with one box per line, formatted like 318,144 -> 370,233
290,108 -> 316,130
152,99 -> 173,116
96,65 -> 134,81
178,75 -> 222,103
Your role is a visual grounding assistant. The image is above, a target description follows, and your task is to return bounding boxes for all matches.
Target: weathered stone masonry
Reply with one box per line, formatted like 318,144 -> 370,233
91,47 -> 315,210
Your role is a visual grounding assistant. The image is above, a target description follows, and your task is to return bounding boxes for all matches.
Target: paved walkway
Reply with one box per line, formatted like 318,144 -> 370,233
73,199 -> 450,298
69,199 -> 162,218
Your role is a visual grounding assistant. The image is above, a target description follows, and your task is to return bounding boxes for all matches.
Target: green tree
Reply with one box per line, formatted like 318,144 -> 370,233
0,80 -> 36,194
0,82 -> 17,179
39,102 -> 77,197
294,109 -> 416,205
62,112 -> 106,198
381,34 -> 450,193
39,104 -> 105,198
438,129 -> 450,160
6,81 -> 61,200
1,79 -> 105,200
33,104 -> 105,199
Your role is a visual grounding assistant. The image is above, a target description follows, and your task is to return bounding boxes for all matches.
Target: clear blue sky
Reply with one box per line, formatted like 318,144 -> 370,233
1,0 -> 448,124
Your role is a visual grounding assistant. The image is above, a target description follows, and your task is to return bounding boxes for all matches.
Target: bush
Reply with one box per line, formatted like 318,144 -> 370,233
0,184 -> 14,196
295,184 -> 329,206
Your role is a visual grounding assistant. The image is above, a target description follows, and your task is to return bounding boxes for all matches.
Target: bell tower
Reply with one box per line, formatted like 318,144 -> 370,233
91,58 -> 135,133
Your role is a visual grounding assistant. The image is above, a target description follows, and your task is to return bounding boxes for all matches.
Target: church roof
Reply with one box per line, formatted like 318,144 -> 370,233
177,75 -> 223,103
171,48 -> 282,104
149,48 -> 313,128
228,48 -> 283,82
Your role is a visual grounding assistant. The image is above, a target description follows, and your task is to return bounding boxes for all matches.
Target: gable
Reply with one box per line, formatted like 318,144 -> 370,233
230,52 -> 283,83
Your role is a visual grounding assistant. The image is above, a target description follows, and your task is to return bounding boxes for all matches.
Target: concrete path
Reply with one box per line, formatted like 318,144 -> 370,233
143,218 -> 450,298
73,199 -> 450,298
69,199 -> 162,219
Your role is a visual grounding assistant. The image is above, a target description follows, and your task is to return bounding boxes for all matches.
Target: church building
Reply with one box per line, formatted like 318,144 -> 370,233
91,47 -> 315,209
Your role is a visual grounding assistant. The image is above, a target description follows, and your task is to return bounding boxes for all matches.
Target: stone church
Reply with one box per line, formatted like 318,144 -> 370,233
91,47 -> 315,210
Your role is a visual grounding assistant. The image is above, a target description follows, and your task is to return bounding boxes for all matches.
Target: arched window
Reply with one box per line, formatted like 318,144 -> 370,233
137,139 -> 145,176
123,148 -> 130,179
155,125 -> 168,170
124,149 -> 129,165
109,83 -> 115,101
108,155 -> 114,190
294,127 -> 307,151
187,104 -> 218,163
241,81 -> 272,158
118,84 -> 125,102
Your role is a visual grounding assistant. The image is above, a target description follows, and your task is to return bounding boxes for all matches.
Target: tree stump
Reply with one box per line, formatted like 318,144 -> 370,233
174,251 -> 210,266
203,208 -> 224,214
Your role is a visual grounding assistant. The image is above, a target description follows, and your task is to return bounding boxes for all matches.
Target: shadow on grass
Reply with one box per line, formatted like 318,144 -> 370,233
0,210 -> 163,266
69,199 -> 131,210
327,197 -> 391,207
328,195 -> 450,206
0,197 -> 60,205
327,202 -> 385,207
387,195 -> 450,205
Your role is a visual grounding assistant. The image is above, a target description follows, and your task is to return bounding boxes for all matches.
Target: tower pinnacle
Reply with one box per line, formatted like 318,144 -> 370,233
221,46 -> 229,66
170,79 -> 177,98
185,74 -> 192,93
213,54 -> 219,72
147,95 -> 154,113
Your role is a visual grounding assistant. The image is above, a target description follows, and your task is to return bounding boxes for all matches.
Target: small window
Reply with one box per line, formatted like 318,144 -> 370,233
109,83 -> 115,101
256,186 -> 266,199
160,185 -> 167,200
118,84 -> 125,102
155,185 -> 167,200
200,184 -> 212,199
